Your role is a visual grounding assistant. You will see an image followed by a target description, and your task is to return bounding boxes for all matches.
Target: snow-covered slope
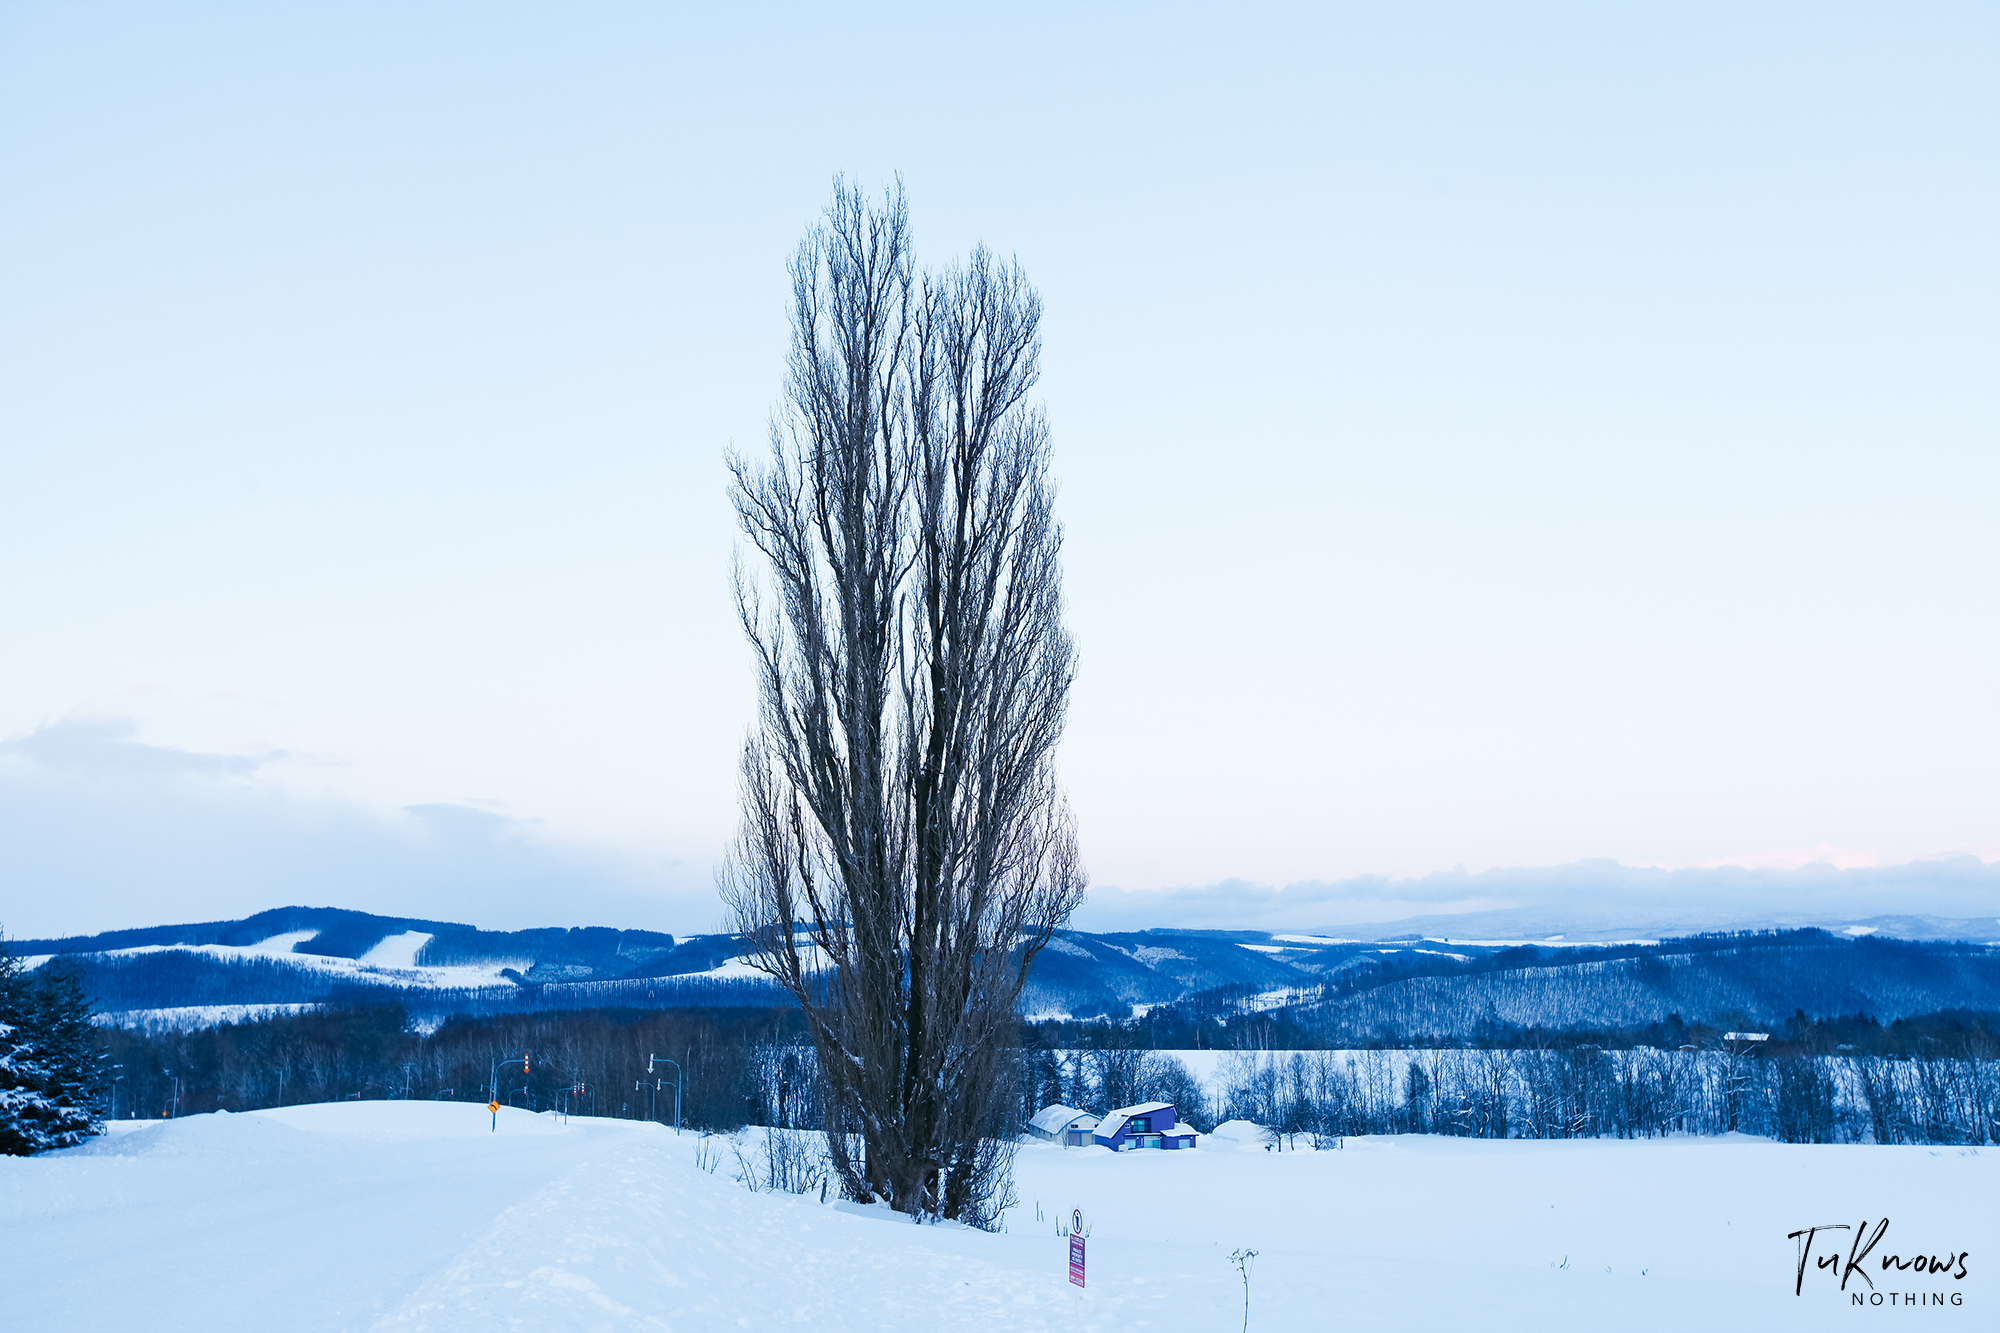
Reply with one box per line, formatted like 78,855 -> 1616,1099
4,1103 -> 1990,1331
32,929 -> 526,990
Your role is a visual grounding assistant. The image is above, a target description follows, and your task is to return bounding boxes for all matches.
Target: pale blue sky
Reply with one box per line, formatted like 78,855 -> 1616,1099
2,3 -> 1995,937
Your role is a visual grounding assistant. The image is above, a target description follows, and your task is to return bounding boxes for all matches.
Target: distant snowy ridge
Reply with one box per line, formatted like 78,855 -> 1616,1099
19,904 -> 2000,1036
26,929 -> 526,992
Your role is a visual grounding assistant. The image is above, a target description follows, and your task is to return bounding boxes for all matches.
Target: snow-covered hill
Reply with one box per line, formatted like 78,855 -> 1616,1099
12,907 -> 760,1022
20,927 -> 524,994
3,1102 -> 1989,1330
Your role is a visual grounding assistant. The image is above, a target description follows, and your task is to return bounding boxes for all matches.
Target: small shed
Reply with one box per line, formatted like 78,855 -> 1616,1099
1093,1101 -> 1197,1151
1028,1104 -> 1100,1146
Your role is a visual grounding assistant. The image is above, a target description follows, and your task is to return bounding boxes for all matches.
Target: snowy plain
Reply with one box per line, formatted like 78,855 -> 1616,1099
4,1103 -> 1989,1331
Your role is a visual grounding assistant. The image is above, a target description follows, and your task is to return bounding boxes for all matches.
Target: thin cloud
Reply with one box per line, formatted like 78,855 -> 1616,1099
402,802 -> 538,839
0,716 -> 284,780
1074,857 -> 2000,936
0,726 -> 719,940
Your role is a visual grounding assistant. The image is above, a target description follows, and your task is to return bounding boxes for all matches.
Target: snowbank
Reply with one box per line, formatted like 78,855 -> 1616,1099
1202,1118 -> 1269,1148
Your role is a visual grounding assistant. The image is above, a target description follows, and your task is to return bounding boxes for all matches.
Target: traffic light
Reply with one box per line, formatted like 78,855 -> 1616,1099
523,1055 -> 530,1075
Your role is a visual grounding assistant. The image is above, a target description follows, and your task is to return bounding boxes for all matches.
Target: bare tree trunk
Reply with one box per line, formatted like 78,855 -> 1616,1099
722,180 -> 1085,1225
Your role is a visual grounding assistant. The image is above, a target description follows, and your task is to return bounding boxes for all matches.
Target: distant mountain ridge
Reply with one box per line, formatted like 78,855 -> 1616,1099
12,905 -> 682,975
1296,906 -> 2000,946
14,904 -> 2000,1036
12,906 -> 758,982
11,906 -> 752,1021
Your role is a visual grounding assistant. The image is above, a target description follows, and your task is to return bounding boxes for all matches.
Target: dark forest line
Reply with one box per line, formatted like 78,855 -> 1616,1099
100,1003 -> 806,1128
95,998 -> 2000,1148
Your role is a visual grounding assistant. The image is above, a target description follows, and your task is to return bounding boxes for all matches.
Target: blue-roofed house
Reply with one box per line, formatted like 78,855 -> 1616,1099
1092,1101 -> 1197,1151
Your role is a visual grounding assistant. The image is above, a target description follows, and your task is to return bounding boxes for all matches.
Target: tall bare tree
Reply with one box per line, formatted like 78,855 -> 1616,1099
723,181 -> 1085,1225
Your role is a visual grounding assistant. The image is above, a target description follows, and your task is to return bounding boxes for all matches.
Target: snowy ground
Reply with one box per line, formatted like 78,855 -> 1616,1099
4,1103 -> 1988,1331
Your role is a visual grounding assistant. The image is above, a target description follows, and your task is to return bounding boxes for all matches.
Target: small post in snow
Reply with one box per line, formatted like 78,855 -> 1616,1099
1068,1207 -> 1086,1319
488,1098 -> 499,1132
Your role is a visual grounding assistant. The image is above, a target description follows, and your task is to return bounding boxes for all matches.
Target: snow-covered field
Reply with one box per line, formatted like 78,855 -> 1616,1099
4,1103 -> 1987,1330
90,1001 -> 326,1032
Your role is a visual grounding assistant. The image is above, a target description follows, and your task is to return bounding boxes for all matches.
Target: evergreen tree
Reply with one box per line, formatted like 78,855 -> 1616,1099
0,937 -> 101,1154
0,1018 -> 64,1155
32,959 -> 103,1141
0,941 -> 23,1028
1029,1048 -> 1065,1112
0,940 -> 56,1154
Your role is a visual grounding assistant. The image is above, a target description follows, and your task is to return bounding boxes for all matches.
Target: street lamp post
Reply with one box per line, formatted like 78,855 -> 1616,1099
647,1055 -> 683,1133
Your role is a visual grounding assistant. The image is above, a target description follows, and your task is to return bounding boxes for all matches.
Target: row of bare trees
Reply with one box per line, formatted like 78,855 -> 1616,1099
1207,1049 -> 2000,1145
737,1036 -> 2000,1150
1024,1048 -> 1209,1124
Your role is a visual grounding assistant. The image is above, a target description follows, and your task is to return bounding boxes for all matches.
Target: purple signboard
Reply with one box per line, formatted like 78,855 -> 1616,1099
1069,1209 -> 1086,1288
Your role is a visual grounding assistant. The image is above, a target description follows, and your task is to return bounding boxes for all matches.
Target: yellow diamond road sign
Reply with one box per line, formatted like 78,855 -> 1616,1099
488,1100 -> 500,1113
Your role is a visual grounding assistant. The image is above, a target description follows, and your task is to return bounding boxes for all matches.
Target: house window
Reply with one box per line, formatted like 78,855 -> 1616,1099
1129,1117 -> 1151,1133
